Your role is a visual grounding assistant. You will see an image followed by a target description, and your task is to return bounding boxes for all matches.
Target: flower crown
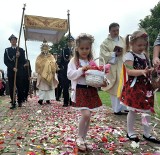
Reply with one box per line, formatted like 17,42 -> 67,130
130,32 -> 148,41
76,33 -> 94,44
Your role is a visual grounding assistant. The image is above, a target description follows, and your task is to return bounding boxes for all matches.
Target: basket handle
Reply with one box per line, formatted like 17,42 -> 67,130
93,57 -> 105,74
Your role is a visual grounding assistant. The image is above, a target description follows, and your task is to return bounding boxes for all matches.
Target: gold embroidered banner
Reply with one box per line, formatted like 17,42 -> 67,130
24,15 -> 68,31
24,15 -> 68,43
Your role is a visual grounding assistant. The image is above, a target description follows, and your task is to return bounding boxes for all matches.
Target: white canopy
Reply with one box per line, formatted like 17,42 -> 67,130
24,15 -> 68,43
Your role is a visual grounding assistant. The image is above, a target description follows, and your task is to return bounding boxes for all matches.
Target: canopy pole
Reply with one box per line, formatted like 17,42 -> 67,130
23,26 -> 29,60
23,25 -> 32,98
67,9 -> 74,57
67,10 -> 71,43
13,4 -> 26,105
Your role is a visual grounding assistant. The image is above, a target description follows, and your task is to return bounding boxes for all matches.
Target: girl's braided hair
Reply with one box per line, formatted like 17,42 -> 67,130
126,30 -> 148,52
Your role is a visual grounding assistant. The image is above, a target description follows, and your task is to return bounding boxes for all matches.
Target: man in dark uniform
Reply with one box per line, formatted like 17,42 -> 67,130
58,35 -> 75,107
55,52 -> 63,101
4,34 -> 26,109
23,59 -> 32,101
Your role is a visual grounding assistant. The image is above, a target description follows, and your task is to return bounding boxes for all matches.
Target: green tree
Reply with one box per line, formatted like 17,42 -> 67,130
139,1 -> 160,58
50,36 -> 68,54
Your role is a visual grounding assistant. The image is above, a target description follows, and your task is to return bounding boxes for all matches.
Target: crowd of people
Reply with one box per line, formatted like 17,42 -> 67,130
1,34 -> 74,108
1,23 -> 160,151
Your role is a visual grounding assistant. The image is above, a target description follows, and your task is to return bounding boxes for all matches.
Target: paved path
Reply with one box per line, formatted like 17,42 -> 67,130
0,96 -> 160,155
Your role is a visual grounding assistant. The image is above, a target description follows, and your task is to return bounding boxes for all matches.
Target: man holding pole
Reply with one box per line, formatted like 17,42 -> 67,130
4,34 -> 26,109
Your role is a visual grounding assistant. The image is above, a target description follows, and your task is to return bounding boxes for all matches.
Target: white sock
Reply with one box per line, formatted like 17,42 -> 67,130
127,110 -> 136,136
78,110 -> 91,139
83,119 -> 90,139
142,114 -> 151,137
78,117 -> 86,138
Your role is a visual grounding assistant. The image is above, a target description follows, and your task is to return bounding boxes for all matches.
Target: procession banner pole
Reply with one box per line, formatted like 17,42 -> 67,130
12,4 -> 26,104
23,26 -> 29,60
23,25 -> 33,98
67,10 -> 71,44
67,10 -> 72,105
67,9 -> 74,59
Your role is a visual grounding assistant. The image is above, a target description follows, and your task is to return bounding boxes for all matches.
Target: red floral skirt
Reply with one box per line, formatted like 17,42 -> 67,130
120,77 -> 154,110
72,84 -> 102,109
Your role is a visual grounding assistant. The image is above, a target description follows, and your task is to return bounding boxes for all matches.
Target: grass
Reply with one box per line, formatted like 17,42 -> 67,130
98,90 -> 111,106
154,92 -> 160,118
98,90 -> 160,118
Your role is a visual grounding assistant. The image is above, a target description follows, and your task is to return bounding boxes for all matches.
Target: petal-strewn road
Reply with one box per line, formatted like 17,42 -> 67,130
0,96 -> 160,155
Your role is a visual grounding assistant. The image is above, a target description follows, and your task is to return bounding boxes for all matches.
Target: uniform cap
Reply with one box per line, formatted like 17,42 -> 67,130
8,34 -> 17,41
67,35 -> 75,41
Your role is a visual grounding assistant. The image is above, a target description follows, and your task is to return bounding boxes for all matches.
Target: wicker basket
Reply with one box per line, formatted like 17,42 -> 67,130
85,57 -> 106,88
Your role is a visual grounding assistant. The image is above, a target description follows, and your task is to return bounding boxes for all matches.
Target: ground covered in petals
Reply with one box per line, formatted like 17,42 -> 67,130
0,96 -> 160,155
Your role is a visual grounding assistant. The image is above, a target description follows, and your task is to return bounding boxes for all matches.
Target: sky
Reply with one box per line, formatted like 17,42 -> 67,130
0,0 -> 159,73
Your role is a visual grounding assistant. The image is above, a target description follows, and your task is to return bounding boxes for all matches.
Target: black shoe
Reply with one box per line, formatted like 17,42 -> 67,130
69,99 -> 72,105
10,101 -> 16,104
38,100 -> 43,105
46,100 -> 51,104
56,98 -> 60,101
10,104 -> 16,109
114,111 -> 128,115
63,104 -> 68,107
124,110 -> 129,113
143,135 -> 160,144
127,134 -> 140,142
18,103 -> 22,107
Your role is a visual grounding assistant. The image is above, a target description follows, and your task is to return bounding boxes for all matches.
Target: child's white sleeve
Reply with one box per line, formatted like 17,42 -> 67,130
0,72 -> 2,80
123,52 -> 134,62
67,61 -> 83,80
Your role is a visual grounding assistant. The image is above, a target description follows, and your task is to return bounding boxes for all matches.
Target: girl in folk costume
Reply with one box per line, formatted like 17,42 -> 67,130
35,39 -> 58,105
120,30 -> 160,143
67,33 -> 107,151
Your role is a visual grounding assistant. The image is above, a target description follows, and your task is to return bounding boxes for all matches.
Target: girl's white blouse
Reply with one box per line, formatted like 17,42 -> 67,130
67,58 -> 89,102
123,52 -> 146,62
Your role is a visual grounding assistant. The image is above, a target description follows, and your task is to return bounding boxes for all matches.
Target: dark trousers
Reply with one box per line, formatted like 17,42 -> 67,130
23,77 -> 30,100
5,80 -> 9,95
8,74 -> 24,104
61,77 -> 70,105
55,75 -> 62,100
